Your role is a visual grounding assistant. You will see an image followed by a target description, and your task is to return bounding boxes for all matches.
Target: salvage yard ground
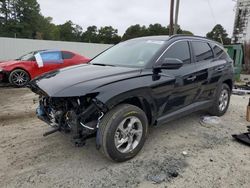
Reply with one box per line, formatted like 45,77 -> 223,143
0,87 -> 249,188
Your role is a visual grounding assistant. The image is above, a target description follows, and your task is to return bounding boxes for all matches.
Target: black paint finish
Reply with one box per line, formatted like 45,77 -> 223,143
29,35 -> 234,125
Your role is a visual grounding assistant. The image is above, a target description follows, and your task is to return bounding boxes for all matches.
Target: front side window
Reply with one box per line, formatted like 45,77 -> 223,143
17,51 -> 36,61
192,41 -> 213,62
90,39 -> 166,68
161,41 -> 191,64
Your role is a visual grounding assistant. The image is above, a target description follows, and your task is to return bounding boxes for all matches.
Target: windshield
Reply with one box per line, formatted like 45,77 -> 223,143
17,51 -> 36,61
90,39 -> 166,68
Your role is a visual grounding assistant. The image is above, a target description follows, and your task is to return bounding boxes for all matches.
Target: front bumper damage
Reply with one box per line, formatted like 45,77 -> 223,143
36,95 -> 108,147
0,70 -> 9,83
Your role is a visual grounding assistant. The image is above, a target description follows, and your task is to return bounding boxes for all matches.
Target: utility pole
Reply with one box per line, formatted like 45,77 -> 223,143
174,0 -> 180,34
169,0 -> 175,36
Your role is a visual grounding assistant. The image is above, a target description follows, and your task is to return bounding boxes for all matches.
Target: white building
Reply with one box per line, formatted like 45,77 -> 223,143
232,0 -> 250,43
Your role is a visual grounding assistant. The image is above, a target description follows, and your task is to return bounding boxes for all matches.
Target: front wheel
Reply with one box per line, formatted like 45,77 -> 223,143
208,83 -> 231,116
98,104 -> 148,162
9,69 -> 30,87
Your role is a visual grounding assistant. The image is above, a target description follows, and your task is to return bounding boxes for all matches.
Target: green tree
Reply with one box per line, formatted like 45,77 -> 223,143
81,25 -> 98,43
0,0 -> 42,38
147,23 -> 168,36
0,0 -> 194,43
74,24 -> 83,41
180,30 -> 193,35
0,0 -> 10,24
122,24 -> 193,41
38,16 -> 60,40
122,24 -> 148,40
14,0 -> 42,38
58,20 -> 82,41
0,0 -> 72,41
206,24 -> 231,45
97,26 -> 121,44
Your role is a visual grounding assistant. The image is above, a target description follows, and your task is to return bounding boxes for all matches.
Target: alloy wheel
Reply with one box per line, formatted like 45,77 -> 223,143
218,89 -> 229,112
10,70 -> 29,87
114,116 -> 143,153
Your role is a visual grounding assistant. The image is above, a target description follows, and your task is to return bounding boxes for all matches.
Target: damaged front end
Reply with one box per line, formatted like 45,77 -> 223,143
36,94 -> 107,146
0,69 -> 9,83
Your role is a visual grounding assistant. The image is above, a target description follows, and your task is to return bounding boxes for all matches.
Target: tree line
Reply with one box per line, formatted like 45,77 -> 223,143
0,0 -> 231,45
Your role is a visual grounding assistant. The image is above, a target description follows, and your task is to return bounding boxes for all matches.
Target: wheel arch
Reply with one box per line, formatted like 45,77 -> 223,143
223,79 -> 233,91
107,96 -> 154,126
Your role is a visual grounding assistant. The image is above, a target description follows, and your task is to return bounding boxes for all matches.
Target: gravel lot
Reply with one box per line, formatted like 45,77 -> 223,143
0,87 -> 249,188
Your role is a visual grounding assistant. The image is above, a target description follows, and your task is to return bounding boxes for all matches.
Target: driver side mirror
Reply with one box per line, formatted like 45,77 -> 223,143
153,58 -> 183,70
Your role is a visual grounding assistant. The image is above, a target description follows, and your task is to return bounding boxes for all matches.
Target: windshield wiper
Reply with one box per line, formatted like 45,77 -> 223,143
92,63 -> 116,67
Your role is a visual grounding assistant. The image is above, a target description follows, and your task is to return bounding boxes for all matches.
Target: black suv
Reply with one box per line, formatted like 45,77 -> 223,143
29,35 -> 234,162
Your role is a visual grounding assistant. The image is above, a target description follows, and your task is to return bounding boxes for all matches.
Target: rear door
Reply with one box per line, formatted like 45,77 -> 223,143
191,41 -> 228,101
157,40 -> 200,115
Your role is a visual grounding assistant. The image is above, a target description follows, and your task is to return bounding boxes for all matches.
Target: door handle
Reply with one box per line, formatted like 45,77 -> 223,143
186,75 -> 196,81
216,66 -> 225,72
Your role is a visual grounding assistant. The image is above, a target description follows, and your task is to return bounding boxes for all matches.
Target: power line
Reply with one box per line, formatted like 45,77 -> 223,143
206,0 -> 223,44
207,0 -> 217,25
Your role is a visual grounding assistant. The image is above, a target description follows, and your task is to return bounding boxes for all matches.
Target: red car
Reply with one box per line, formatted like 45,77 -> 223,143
0,50 -> 90,87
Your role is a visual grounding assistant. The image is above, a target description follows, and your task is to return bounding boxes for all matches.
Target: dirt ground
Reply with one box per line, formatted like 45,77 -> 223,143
0,87 -> 249,188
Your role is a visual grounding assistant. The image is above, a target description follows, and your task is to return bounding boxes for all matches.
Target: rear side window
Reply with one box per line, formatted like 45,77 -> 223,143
211,44 -> 228,59
192,41 -> 213,62
162,41 -> 191,64
40,51 -> 63,63
62,52 -> 75,59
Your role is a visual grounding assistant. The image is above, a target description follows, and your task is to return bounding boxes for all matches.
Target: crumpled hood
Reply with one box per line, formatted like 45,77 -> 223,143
29,64 -> 142,97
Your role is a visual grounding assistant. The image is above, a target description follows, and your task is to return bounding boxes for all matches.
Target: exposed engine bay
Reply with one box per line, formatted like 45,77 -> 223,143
36,95 -> 106,146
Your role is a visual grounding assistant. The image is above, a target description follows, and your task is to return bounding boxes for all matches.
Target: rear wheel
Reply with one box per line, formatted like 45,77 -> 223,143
98,104 -> 148,162
9,69 -> 30,87
208,83 -> 231,116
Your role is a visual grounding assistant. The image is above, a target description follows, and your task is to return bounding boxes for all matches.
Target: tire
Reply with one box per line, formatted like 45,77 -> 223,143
98,104 -> 148,162
208,83 -> 231,116
9,69 -> 30,87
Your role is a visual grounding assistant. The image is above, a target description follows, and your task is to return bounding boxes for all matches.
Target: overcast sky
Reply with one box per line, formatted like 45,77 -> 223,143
37,0 -> 236,37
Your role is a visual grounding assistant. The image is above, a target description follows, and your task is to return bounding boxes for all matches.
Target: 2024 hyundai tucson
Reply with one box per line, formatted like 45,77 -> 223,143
28,35 -> 234,162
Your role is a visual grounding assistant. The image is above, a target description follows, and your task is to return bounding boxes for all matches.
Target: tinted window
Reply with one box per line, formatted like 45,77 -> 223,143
162,41 -> 191,64
62,52 -> 75,59
211,44 -> 227,59
192,41 -> 213,62
40,51 -> 62,62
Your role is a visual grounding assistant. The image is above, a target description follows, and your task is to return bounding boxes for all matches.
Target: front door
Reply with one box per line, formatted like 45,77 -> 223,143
154,40 -> 200,117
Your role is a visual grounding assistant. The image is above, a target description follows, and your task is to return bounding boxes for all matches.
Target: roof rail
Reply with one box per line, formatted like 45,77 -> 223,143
168,34 -> 224,45
169,34 -> 208,40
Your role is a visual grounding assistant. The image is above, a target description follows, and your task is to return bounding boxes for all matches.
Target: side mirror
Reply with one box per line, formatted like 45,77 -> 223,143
154,58 -> 183,70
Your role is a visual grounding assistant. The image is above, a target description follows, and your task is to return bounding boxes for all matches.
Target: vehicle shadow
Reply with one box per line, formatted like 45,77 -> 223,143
0,83 -> 12,88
